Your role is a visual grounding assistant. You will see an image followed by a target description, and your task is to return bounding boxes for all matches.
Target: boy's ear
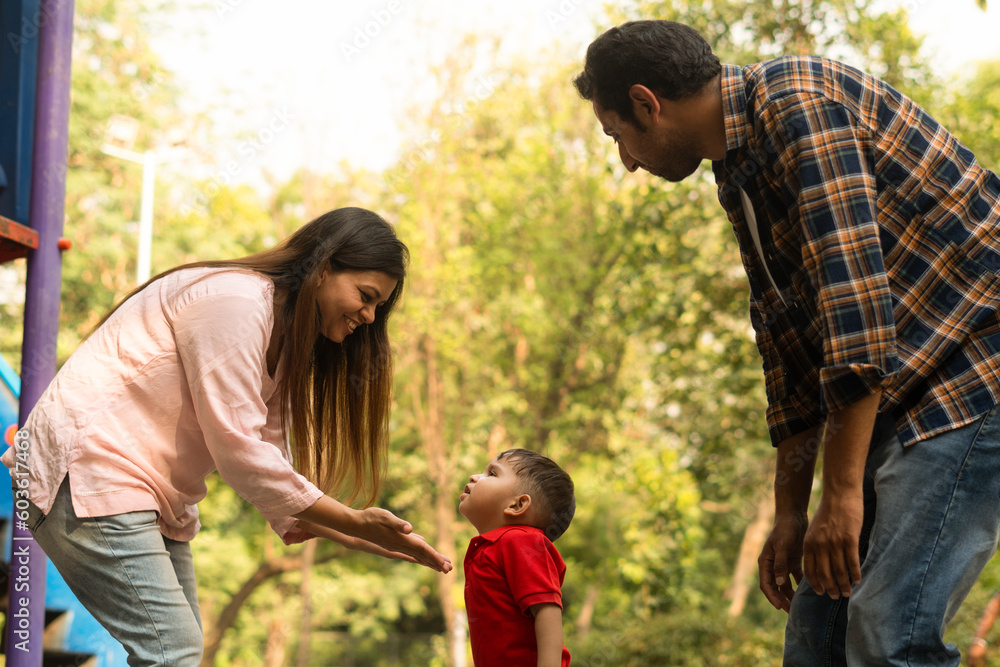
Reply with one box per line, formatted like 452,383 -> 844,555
503,494 -> 532,519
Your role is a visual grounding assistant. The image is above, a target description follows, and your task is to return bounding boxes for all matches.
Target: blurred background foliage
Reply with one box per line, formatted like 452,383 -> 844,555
1,0 -> 999,665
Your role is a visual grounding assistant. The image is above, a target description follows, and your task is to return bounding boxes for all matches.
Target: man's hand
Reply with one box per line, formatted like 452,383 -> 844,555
802,491 -> 864,598
759,512 -> 807,612
760,425 -> 822,611
803,389 -> 881,600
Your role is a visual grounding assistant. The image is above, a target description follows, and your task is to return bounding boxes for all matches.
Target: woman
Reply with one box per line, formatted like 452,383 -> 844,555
3,207 -> 451,666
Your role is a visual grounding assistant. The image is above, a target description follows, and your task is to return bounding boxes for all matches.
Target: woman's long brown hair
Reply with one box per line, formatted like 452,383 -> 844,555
95,207 -> 408,506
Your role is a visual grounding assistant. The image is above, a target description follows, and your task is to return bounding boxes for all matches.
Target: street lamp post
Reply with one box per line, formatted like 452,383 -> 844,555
101,143 -> 156,284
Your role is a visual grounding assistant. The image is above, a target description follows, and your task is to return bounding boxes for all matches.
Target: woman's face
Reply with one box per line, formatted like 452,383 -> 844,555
315,268 -> 398,342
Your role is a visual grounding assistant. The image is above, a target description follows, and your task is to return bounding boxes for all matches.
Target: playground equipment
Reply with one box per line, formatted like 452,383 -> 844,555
1,0 -> 128,663
0,355 -> 128,666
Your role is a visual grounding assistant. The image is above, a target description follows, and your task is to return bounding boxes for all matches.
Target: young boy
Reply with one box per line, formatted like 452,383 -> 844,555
459,448 -> 575,667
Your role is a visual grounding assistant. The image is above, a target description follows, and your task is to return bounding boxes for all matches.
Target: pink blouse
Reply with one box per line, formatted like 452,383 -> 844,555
1,267 -> 324,543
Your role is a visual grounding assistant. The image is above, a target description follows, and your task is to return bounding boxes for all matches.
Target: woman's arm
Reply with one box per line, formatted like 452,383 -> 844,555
295,519 -> 418,563
293,495 -> 452,573
530,603 -> 565,667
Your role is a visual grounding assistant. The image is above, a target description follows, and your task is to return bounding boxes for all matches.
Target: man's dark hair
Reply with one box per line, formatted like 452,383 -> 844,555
574,20 -> 721,126
497,448 -> 576,541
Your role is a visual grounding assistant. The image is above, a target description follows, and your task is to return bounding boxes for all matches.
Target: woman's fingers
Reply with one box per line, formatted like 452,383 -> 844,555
369,508 -> 451,572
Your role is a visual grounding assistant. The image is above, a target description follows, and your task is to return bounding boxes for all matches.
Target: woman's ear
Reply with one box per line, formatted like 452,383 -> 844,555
504,494 -> 532,519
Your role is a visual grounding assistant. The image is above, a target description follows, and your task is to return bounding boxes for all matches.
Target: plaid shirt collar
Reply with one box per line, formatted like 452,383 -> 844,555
720,63 -> 750,154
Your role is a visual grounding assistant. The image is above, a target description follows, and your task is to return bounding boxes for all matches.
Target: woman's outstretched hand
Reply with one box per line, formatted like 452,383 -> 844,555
293,496 -> 452,573
355,507 -> 452,573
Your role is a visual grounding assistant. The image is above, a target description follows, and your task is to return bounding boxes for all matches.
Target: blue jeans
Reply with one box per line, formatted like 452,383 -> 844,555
783,404 -> 1000,666
27,479 -> 203,666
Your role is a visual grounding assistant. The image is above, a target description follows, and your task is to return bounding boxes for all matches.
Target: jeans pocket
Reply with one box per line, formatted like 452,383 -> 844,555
26,501 -> 47,533
92,509 -> 160,535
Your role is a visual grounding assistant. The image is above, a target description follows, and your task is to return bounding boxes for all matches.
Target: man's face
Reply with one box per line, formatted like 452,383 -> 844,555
593,98 -> 705,183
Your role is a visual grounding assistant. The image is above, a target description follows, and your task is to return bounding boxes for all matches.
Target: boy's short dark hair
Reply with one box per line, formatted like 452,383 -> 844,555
574,20 -> 722,126
497,449 -> 575,541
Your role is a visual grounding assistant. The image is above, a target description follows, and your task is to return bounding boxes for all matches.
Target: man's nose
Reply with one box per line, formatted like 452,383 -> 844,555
619,143 -> 640,172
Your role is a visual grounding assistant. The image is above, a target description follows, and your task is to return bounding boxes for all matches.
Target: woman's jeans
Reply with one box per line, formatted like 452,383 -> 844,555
26,479 -> 203,667
783,404 -> 1000,666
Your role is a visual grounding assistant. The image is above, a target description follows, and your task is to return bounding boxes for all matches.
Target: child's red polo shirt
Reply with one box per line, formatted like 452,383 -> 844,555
463,525 -> 571,666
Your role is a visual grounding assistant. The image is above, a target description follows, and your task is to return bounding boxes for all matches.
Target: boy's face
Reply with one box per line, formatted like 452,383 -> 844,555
459,455 -> 523,534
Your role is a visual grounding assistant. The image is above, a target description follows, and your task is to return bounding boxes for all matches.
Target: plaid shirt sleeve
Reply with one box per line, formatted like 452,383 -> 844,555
757,91 -> 899,416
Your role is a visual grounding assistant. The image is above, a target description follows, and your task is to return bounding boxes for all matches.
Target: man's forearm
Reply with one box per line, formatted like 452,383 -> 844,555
774,424 -> 823,516
820,390 -> 881,497
802,388 -> 882,597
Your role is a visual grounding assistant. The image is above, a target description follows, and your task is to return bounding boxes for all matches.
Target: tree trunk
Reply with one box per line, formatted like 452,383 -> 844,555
724,489 -> 774,618
574,583 -> 601,641
200,545 -> 340,667
412,333 -> 459,664
296,540 -> 318,667
407,184 -> 461,665
264,597 -> 290,667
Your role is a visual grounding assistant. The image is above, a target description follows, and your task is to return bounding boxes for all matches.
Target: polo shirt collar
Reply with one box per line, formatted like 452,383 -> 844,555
472,524 -> 540,545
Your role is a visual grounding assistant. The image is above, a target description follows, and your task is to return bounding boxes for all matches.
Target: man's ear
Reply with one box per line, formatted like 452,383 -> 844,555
504,494 -> 532,519
628,84 -> 662,125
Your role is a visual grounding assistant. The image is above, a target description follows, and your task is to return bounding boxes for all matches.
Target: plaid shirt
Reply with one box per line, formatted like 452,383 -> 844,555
712,57 -> 1000,446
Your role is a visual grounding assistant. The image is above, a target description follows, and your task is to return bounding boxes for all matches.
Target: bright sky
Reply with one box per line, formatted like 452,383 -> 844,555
883,0 -> 1000,71
153,0 -> 607,186
151,0 -> 1000,190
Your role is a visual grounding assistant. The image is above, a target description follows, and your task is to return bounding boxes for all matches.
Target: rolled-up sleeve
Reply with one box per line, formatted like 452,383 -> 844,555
171,289 -> 324,528
763,92 -> 899,414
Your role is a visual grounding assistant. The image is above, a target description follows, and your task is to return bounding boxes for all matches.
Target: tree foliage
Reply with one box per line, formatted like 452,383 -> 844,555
3,0 -> 999,665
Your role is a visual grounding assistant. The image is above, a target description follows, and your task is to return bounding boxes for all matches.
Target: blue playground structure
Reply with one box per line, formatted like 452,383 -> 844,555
1,0 -> 129,664
1,355 -> 128,666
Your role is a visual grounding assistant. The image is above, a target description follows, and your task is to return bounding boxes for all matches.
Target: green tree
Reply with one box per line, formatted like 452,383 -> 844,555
58,0 -> 183,338
935,60 -> 1000,173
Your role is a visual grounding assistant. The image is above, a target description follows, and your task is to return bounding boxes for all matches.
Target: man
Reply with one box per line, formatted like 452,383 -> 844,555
574,19 -> 1000,666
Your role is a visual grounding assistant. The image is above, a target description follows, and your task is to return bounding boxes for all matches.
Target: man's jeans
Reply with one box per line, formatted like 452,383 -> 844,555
27,479 -> 203,667
783,404 -> 1000,666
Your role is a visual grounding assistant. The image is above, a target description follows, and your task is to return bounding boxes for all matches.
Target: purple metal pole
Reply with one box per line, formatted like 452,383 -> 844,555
6,0 -> 76,665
